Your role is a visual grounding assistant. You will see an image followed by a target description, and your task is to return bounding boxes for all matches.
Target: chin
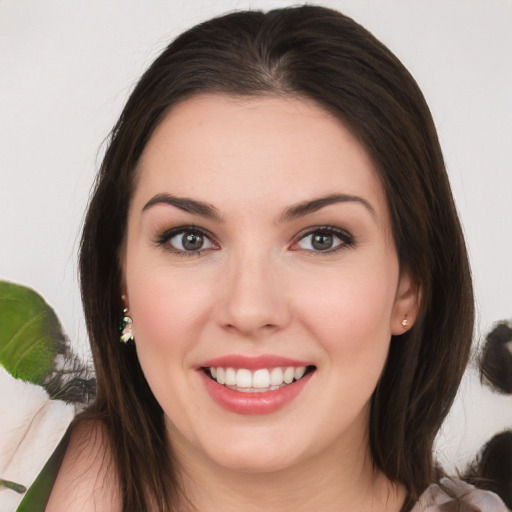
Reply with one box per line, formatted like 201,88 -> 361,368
208,445 -> 299,474
191,422 -> 310,474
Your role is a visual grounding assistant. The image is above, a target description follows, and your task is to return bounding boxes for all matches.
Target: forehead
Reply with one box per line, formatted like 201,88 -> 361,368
134,93 -> 388,222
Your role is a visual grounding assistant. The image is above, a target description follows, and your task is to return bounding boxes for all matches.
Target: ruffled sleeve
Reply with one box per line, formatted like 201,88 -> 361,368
411,478 -> 509,512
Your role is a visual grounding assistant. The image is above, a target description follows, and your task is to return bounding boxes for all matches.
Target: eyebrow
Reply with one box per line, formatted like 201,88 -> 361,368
142,192 -> 376,223
142,193 -> 223,221
280,193 -> 376,222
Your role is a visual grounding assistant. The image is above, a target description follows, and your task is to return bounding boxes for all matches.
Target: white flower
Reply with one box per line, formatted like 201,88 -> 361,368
0,366 -> 74,512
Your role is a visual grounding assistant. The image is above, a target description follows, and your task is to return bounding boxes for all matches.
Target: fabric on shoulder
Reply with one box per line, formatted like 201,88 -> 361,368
411,478 -> 509,512
15,439 -> 510,512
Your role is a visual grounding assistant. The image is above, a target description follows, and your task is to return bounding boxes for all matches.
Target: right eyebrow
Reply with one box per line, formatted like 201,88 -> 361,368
279,193 -> 376,222
142,193 -> 223,221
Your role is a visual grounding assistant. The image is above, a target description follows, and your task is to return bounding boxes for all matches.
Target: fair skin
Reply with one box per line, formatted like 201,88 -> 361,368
48,94 -> 418,511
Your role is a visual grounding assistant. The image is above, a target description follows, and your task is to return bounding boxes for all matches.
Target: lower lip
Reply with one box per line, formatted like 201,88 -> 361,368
199,370 -> 313,415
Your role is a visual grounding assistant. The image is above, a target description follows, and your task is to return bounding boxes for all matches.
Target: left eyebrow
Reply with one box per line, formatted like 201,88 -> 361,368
142,193 -> 223,221
279,193 -> 376,222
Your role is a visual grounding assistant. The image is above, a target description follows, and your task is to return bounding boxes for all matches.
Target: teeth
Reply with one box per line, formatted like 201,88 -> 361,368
207,365 -> 309,391
236,369 -> 252,388
253,369 -> 270,388
216,367 -> 226,385
270,367 -> 283,386
225,368 -> 237,386
283,367 -> 294,384
294,367 -> 306,380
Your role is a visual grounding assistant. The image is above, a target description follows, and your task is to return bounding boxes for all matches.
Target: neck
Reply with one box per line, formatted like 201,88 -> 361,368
172,426 -> 406,512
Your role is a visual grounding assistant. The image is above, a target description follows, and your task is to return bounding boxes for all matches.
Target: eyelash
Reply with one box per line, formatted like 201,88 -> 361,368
154,225 -> 218,257
292,226 -> 356,255
154,225 -> 356,257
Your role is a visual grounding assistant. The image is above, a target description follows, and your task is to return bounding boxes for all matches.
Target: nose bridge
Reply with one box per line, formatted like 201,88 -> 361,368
220,243 -> 290,335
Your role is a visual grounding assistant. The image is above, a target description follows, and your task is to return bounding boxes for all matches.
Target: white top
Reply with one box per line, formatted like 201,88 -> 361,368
412,478 -> 508,512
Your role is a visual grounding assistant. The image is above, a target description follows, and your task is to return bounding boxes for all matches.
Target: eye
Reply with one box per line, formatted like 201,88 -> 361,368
293,227 -> 355,253
156,227 -> 217,255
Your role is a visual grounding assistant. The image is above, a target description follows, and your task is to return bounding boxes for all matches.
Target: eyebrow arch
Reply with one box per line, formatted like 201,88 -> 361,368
142,193 -> 223,221
280,193 -> 376,222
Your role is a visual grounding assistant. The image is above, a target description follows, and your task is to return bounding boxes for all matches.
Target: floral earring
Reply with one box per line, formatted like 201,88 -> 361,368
120,307 -> 135,345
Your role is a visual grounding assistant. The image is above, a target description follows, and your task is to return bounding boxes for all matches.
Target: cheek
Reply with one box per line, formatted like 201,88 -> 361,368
124,263 -> 215,421
124,258 -> 215,361
295,257 -> 399,363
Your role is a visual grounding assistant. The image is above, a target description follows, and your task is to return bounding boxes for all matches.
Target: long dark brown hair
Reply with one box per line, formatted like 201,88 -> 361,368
78,5 -> 474,511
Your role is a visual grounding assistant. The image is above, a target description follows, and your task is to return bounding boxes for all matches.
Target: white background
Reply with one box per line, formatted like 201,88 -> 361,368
1,0 -> 511,473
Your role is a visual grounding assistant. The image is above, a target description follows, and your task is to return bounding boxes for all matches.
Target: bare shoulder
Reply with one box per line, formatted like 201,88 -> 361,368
45,420 -> 122,512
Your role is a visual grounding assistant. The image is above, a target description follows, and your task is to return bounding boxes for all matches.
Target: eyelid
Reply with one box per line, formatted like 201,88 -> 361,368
153,224 -> 354,256
154,225 -> 219,256
290,225 -> 356,253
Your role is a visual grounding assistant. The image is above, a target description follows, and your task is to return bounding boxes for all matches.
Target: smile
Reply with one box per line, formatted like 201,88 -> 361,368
205,366 -> 314,393
198,356 -> 316,415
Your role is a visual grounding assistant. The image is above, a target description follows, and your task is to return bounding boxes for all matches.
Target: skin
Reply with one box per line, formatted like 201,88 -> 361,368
47,94 -> 419,511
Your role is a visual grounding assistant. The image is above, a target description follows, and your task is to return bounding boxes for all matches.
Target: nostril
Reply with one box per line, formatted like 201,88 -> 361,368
222,321 -> 281,335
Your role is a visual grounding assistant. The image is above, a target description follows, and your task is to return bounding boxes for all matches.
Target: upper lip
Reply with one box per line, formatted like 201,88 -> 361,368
199,354 -> 313,370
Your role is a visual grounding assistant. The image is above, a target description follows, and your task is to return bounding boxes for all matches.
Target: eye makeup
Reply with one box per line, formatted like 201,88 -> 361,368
153,225 -> 219,257
152,222 -> 356,258
291,225 -> 356,254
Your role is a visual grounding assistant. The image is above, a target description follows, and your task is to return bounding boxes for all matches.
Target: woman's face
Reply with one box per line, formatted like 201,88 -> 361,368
123,94 -> 417,473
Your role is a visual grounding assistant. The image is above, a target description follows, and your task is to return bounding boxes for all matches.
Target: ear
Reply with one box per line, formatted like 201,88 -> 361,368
119,245 -> 129,309
120,278 -> 130,310
120,272 -> 130,311
390,271 -> 421,335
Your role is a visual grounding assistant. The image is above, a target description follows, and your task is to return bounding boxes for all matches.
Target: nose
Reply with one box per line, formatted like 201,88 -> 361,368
217,249 -> 292,338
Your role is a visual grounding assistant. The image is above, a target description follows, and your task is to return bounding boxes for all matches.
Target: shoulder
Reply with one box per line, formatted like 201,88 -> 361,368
45,420 -> 122,512
411,478 -> 509,512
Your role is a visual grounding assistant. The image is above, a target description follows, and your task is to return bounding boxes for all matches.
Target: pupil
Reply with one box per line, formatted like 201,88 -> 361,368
312,233 -> 333,251
182,233 -> 203,251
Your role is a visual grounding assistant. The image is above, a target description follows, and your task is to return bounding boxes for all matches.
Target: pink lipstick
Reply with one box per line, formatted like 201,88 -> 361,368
198,355 -> 315,415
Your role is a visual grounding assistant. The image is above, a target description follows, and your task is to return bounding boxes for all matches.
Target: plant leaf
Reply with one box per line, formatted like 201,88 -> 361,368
0,478 -> 26,494
0,281 -> 66,385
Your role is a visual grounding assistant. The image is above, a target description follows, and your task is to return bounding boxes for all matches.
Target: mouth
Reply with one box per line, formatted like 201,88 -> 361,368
202,365 -> 316,393
198,355 -> 316,414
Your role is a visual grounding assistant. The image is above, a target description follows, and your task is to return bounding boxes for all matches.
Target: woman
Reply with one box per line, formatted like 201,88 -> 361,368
43,5 -> 507,512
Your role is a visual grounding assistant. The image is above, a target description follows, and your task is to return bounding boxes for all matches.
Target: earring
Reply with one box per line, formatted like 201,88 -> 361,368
120,307 -> 135,345
401,316 -> 409,329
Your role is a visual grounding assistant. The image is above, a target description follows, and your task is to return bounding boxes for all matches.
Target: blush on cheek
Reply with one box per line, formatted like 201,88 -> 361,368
129,275 -> 213,354
301,283 -> 396,376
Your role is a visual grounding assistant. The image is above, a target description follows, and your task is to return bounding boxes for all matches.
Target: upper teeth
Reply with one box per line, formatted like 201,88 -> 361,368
209,366 -> 307,391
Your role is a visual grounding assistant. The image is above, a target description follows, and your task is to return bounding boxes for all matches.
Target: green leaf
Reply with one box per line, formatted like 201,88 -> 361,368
0,281 -> 66,385
0,478 -> 27,494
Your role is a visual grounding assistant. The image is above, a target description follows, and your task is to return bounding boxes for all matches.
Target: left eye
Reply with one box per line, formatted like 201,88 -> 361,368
161,229 -> 216,254
295,228 -> 353,252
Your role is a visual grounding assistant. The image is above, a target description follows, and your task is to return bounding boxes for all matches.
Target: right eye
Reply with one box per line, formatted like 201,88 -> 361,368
156,227 -> 217,256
